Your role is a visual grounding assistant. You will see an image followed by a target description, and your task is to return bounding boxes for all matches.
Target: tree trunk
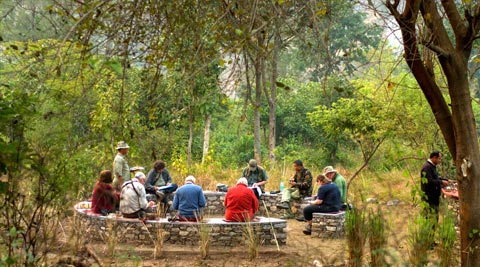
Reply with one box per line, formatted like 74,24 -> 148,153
201,114 -> 211,164
444,55 -> 480,267
187,107 -> 193,168
386,1 -> 480,265
264,26 -> 280,164
253,56 -> 262,165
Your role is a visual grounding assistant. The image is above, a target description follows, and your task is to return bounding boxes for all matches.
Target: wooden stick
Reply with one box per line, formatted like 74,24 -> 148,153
85,245 -> 104,267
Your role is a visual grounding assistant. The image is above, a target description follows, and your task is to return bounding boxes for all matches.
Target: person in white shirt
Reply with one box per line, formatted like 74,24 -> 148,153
119,172 -> 155,218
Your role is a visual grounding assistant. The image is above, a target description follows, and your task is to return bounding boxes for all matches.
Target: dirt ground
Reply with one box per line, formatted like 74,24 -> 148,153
55,204 -> 450,267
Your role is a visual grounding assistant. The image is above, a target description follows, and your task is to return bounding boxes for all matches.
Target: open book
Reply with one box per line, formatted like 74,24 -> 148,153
157,184 -> 175,191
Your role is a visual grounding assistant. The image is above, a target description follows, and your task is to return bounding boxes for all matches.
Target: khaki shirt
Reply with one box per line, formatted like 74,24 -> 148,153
112,153 -> 130,191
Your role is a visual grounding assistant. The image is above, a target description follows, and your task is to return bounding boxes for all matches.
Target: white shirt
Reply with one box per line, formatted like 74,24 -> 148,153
119,178 -> 148,214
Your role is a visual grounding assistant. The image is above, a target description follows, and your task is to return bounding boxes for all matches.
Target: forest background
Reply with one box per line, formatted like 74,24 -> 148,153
1,0 -> 480,266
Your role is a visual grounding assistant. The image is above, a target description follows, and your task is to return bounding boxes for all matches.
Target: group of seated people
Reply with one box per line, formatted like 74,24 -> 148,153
90,153 -> 346,234
90,159 -> 260,222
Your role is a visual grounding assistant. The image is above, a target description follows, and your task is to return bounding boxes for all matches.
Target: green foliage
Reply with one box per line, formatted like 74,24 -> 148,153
408,215 -> 435,266
368,208 -> 388,267
345,206 -> 368,267
438,205 -> 457,267
279,0 -> 382,79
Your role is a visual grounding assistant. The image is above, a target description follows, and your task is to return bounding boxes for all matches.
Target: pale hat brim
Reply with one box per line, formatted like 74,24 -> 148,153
322,166 -> 337,175
116,143 -> 130,149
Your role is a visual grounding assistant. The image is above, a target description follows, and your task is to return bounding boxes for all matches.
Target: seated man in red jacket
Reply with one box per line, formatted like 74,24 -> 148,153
224,177 -> 259,222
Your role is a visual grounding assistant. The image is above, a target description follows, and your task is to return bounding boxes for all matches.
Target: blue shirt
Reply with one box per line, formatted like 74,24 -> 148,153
317,182 -> 341,209
173,183 -> 206,218
145,168 -> 173,192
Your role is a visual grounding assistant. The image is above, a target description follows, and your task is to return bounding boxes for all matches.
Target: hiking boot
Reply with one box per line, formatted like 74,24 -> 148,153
276,202 -> 290,210
155,191 -> 165,201
296,216 -> 305,222
303,224 -> 312,235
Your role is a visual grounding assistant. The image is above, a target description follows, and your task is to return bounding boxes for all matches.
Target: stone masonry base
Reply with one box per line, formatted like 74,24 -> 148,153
75,203 -> 287,247
311,211 -> 345,238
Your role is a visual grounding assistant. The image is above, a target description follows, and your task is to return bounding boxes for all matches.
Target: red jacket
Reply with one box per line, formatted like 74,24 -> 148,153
91,181 -> 119,214
224,184 -> 259,222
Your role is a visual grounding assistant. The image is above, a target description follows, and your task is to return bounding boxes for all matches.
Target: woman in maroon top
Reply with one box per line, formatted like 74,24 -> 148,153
224,177 -> 259,222
91,170 -> 119,215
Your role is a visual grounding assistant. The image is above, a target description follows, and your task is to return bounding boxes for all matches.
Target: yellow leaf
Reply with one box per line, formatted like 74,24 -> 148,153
316,9 -> 327,16
424,13 -> 432,23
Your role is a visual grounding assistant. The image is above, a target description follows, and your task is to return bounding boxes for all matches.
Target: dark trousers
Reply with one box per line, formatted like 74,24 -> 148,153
146,184 -> 178,205
122,208 -> 152,219
303,204 -> 339,221
423,202 -> 439,224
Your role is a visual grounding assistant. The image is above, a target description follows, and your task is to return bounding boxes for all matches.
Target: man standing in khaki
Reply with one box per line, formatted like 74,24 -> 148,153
112,141 -> 131,192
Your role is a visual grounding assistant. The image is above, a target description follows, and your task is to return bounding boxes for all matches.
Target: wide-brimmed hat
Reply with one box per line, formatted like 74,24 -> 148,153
322,166 -> 337,175
116,141 -> 130,150
248,159 -> 257,171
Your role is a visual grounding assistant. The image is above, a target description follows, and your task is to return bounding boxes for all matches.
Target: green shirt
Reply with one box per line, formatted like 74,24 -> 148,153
242,166 -> 268,191
333,173 -> 347,203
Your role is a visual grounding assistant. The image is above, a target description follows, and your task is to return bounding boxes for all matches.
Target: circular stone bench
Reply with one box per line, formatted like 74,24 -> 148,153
74,202 -> 287,246
311,211 -> 346,238
202,191 -> 283,217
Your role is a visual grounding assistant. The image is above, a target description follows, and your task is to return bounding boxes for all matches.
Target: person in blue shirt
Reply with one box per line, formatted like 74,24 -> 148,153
302,174 -> 341,235
145,160 -> 178,205
172,175 -> 206,222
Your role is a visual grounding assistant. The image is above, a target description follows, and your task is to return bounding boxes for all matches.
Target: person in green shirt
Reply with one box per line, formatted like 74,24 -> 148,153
323,166 -> 347,204
241,159 -> 268,192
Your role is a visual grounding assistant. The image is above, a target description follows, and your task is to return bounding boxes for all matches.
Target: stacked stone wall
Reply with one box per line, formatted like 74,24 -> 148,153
202,191 -> 283,217
311,212 -> 345,239
75,204 -> 287,246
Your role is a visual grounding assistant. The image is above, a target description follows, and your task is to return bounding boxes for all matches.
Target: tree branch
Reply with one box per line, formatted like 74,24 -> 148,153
441,0 -> 468,40
419,1 -> 454,54
347,137 -> 385,188
464,3 -> 480,51
420,37 -> 449,58
384,0 -> 457,159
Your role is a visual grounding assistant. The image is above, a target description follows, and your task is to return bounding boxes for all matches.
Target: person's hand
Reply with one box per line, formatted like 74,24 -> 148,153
166,182 -> 171,186
148,201 -> 155,207
252,183 -> 258,187
442,180 -> 449,187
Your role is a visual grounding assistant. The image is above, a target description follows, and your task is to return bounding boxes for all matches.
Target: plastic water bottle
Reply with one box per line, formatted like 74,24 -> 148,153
279,181 -> 285,191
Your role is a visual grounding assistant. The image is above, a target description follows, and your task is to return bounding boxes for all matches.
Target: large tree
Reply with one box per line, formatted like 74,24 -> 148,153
385,1 -> 480,265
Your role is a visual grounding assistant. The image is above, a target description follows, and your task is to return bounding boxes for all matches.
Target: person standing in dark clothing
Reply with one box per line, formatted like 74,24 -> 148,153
421,151 -> 448,217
